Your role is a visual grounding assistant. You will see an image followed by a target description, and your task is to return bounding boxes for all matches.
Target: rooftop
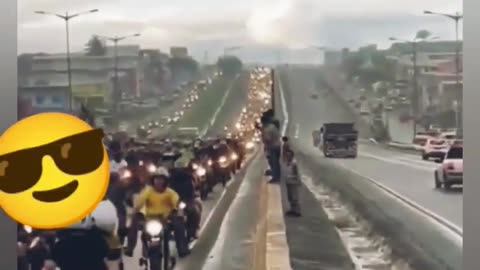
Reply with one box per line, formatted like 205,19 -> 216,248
33,44 -> 141,60
388,40 -> 462,55
20,72 -> 109,88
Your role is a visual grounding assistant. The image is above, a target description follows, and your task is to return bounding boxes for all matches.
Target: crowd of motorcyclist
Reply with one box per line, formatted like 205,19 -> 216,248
16,67 -> 275,270
16,133 -> 250,270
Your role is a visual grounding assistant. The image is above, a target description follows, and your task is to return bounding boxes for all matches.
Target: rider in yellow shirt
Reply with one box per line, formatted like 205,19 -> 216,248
125,168 -> 190,257
134,184 -> 179,217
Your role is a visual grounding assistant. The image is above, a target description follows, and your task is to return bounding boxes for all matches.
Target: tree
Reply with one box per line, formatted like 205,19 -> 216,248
342,50 -> 395,86
216,56 -> 243,77
143,51 -> 169,88
415,30 -> 432,40
85,36 -> 106,56
168,57 -> 199,84
168,57 -> 198,74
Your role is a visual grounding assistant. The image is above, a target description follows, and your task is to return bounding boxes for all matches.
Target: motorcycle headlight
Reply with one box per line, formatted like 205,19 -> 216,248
219,156 -> 227,163
147,164 -> 157,173
179,201 -> 187,210
245,141 -> 255,149
192,163 -> 199,170
139,160 -> 144,166
122,170 -> 132,179
231,153 -> 238,161
196,167 -> 206,177
207,160 -> 213,166
145,220 -> 163,236
24,225 -> 32,234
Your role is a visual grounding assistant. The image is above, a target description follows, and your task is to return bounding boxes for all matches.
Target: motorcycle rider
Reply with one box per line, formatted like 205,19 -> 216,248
125,169 -> 190,257
109,142 -> 128,172
51,216 -> 110,270
106,171 -> 130,245
170,159 -> 201,242
161,144 -> 182,169
211,138 -> 232,186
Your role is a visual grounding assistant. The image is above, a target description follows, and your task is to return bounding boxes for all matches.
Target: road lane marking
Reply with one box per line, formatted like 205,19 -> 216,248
294,124 -> 299,138
208,74 -> 240,134
334,162 -> 463,243
358,152 -> 436,172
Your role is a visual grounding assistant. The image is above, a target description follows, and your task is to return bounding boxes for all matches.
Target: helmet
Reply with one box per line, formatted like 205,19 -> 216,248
175,157 -> 189,168
90,199 -> 118,233
66,214 -> 96,230
152,167 -> 170,178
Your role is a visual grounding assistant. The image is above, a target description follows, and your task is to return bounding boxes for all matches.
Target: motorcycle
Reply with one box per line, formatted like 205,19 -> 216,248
20,225 -> 52,270
213,154 -> 231,187
139,202 -> 187,270
191,160 -> 209,200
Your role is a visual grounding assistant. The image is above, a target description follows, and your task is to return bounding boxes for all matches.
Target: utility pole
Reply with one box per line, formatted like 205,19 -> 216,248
424,10 -> 463,137
412,41 -> 418,136
35,9 -> 99,112
389,34 -> 439,140
96,33 -> 141,116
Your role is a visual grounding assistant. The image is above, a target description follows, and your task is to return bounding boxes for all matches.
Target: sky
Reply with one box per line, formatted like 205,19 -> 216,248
18,0 -> 463,63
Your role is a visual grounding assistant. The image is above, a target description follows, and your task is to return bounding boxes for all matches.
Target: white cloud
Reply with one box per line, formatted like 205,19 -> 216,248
18,0 -> 463,56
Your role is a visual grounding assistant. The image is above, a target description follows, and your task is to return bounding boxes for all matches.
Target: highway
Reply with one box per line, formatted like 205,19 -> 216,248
278,66 -> 462,270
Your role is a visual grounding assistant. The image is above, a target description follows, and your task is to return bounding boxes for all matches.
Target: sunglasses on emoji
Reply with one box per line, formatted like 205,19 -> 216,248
0,129 -> 105,194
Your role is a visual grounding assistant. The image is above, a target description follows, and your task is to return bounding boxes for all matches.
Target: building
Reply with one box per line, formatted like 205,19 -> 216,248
388,50 -> 462,129
19,45 -> 143,112
323,50 -> 343,67
170,47 -> 189,58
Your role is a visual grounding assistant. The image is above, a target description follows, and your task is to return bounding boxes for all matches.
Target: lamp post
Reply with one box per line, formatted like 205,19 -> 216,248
389,34 -> 439,138
35,9 -> 99,112
452,100 -> 459,132
223,46 -> 242,57
424,10 -> 463,137
96,33 -> 141,114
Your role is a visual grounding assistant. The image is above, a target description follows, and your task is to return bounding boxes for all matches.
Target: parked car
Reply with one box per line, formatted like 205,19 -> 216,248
440,131 -> 457,145
422,138 -> 449,160
434,145 -> 463,189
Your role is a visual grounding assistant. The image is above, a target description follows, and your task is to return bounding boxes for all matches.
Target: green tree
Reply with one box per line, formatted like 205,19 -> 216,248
143,51 -> 169,86
168,57 -> 198,74
343,51 -> 395,86
216,56 -> 243,77
85,36 -> 107,56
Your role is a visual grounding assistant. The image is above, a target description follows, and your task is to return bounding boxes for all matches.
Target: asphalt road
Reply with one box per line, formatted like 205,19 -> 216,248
279,66 -> 462,270
283,67 -> 462,228
320,68 -> 415,144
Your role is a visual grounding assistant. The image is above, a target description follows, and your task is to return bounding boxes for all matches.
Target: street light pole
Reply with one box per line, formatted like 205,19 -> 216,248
65,13 -> 72,111
223,46 -> 242,57
389,34 -> 439,139
35,9 -> 99,112
424,10 -> 463,136
96,33 -> 141,114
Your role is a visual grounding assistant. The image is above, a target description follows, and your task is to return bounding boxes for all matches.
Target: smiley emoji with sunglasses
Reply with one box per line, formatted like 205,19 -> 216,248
0,112 -> 110,229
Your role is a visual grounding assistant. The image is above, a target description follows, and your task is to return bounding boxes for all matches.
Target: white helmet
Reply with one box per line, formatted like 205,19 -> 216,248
90,199 -> 118,234
152,167 -> 170,178
66,215 -> 96,230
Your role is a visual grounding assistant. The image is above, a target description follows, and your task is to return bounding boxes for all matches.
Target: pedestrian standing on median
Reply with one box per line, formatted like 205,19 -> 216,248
283,149 -> 301,217
281,136 -> 291,162
261,110 -> 282,183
